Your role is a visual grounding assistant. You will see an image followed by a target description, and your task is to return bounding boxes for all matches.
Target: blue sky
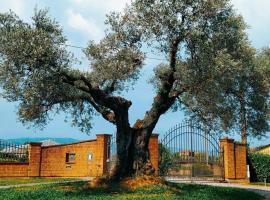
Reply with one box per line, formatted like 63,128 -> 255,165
0,0 -> 269,147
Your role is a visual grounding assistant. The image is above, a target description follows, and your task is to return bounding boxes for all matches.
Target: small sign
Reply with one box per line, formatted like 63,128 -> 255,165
88,153 -> 93,161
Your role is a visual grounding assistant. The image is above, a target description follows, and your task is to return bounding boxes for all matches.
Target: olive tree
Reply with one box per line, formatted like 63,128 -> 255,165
183,44 -> 270,144
0,0 -> 254,179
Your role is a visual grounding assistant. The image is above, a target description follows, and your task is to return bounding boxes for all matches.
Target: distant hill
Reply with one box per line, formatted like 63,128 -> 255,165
3,138 -> 78,145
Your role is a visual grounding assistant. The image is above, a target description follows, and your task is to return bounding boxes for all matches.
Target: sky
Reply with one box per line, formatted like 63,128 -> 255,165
0,0 -> 269,147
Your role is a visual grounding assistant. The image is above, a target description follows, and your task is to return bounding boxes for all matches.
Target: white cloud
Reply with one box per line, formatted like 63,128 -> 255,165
66,9 -> 104,42
232,0 -> 270,48
232,0 -> 270,21
69,0 -> 130,13
0,0 -> 30,19
66,0 -> 130,42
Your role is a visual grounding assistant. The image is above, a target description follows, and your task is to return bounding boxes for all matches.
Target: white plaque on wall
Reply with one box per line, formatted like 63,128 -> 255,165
88,153 -> 93,161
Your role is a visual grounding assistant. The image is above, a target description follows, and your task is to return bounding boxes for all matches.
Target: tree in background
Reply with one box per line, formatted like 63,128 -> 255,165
0,0 -> 261,179
235,49 -> 270,143
183,44 -> 270,144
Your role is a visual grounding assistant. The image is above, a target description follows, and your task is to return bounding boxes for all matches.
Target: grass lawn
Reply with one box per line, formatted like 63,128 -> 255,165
0,181 -> 264,200
0,177 -> 79,186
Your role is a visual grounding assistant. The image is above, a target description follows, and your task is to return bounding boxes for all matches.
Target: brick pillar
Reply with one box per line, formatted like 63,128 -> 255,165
235,143 -> 247,180
149,134 -> 159,175
28,142 -> 42,177
220,138 -> 236,180
96,134 -> 111,176
220,138 -> 248,182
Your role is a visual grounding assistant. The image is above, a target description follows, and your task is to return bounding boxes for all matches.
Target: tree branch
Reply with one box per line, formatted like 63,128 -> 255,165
60,70 -> 130,125
43,93 -> 116,124
138,37 -> 184,130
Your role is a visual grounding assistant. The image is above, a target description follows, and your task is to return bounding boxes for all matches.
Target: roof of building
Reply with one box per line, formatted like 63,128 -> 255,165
40,139 -> 59,147
255,144 -> 270,151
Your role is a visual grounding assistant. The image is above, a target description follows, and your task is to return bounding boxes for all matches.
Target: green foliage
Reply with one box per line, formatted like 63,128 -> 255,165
184,42 -> 270,140
0,9 -> 96,132
255,48 -> 270,88
249,152 -> 270,183
0,152 -> 28,163
0,181 -> 263,200
158,143 -> 174,175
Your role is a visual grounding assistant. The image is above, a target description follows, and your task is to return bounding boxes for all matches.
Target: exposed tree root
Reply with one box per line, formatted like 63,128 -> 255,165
84,175 -> 165,190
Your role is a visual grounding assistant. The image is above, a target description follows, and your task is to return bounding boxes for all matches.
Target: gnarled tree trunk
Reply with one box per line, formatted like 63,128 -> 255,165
111,122 -> 155,180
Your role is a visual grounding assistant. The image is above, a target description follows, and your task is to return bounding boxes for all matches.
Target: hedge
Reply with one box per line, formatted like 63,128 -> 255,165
248,152 -> 270,183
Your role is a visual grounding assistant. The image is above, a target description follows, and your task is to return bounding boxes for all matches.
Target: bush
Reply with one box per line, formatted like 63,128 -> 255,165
248,152 -> 270,183
158,143 -> 174,176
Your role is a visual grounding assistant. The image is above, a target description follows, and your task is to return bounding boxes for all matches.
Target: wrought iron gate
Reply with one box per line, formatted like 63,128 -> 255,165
106,134 -> 117,174
159,121 -> 224,182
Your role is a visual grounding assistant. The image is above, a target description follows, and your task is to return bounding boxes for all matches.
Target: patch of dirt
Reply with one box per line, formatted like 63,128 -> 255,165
120,176 -> 165,190
83,176 -> 110,189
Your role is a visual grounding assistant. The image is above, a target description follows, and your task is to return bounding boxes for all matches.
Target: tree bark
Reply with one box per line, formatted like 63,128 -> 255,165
239,85 -> 248,144
240,99 -> 247,144
111,118 -> 155,180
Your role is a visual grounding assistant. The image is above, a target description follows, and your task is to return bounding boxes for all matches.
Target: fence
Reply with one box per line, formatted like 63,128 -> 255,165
0,140 -> 29,163
106,134 -> 118,174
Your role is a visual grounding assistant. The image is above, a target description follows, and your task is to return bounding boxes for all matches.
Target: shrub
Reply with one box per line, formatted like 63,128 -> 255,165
248,152 -> 270,183
158,143 -> 174,176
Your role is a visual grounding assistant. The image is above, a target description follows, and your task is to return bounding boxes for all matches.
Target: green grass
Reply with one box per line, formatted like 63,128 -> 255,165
0,181 -> 264,200
0,177 -> 78,186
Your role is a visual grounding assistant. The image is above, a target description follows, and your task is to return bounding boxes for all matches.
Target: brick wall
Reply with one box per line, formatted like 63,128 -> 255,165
40,134 -> 110,177
0,134 -> 110,178
0,163 -> 29,177
0,133 -> 158,178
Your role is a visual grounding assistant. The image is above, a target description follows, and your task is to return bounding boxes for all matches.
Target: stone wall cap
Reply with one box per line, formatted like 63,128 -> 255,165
151,134 -> 159,137
41,139 -> 97,148
96,134 -> 113,137
28,142 -> 42,146
220,138 -> 235,142
235,142 -> 247,146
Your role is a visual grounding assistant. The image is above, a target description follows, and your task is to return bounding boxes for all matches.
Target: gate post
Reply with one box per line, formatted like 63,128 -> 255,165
96,134 -> 111,176
28,142 -> 42,177
220,138 -> 235,180
149,134 -> 159,175
220,138 -> 248,182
